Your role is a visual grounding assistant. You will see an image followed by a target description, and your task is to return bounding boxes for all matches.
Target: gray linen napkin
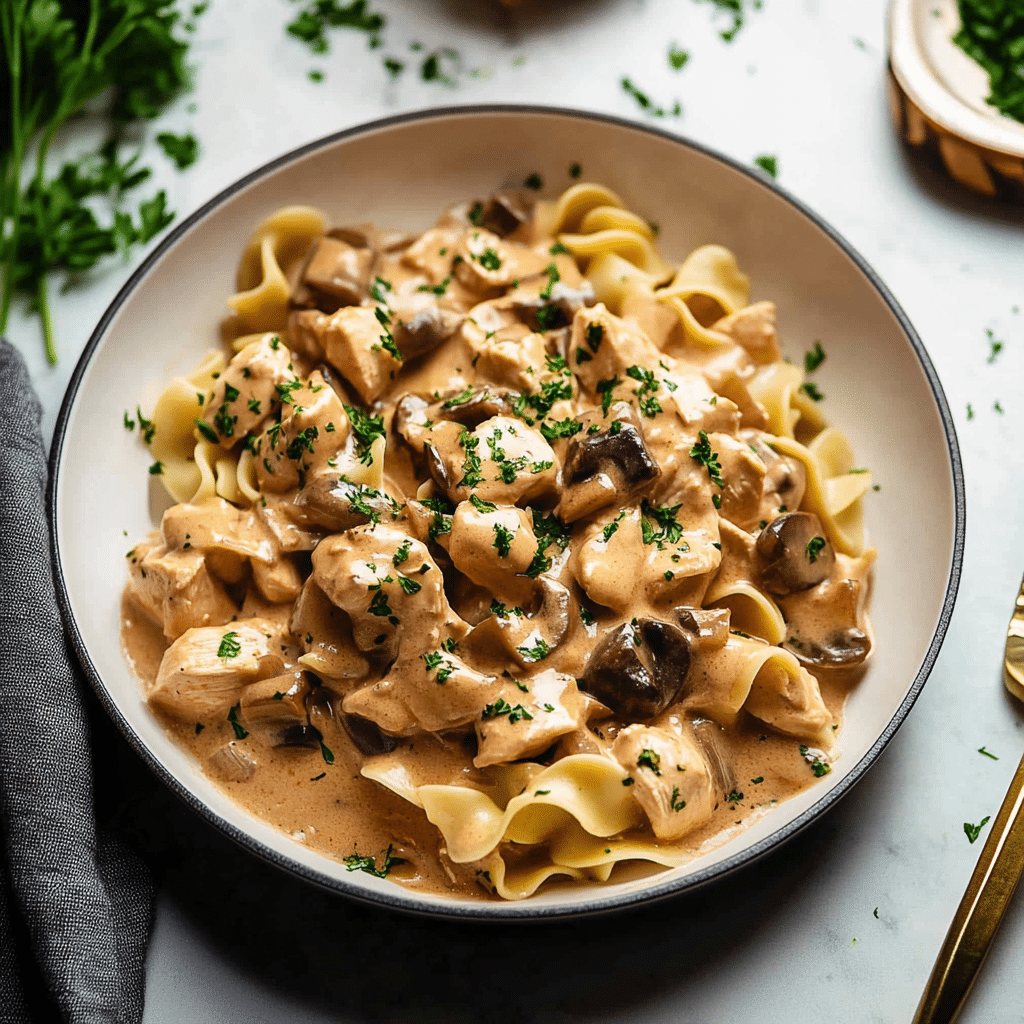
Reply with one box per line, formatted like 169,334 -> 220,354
0,338 -> 152,1024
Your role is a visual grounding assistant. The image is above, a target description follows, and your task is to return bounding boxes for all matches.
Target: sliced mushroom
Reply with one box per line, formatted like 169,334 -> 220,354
755,512 -> 834,596
429,387 -> 521,429
479,189 -> 535,237
745,431 -> 807,517
781,576 -> 872,668
341,713 -> 401,756
578,618 -> 692,721
559,403 -> 659,522
391,300 -> 465,360
291,474 -> 400,531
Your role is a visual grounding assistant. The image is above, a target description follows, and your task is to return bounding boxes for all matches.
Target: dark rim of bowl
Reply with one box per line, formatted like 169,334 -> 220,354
47,103 -> 966,923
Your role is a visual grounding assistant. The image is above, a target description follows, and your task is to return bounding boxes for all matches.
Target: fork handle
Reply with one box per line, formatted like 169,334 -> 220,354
913,747 -> 1024,1023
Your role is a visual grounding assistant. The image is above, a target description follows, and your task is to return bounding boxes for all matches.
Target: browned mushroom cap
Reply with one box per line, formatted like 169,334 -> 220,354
755,512 -> 835,596
291,475 -> 400,531
479,189 -> 536,237
391,302 -> 465,360
578,618 -> 691,721
341,713 -> 400,756
509,281 -> 595,333
431,387 -> 522,429
563,414 -> 659,489
745,432 -> 807,513
782,576 -> 871,668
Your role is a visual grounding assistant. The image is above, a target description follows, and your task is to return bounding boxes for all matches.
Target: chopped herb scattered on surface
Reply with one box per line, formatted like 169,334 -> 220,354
754,154 -> 778,178
964,816 -> 991,844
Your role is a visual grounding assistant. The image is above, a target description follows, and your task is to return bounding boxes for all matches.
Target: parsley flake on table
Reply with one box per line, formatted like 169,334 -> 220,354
668,44 -> 690,70
986,328 -> 1004,363
754,154 -> 778,178
964,816 -> 991,844
978,746 -> 999,760
156,131 -> 199,169
620,78 -> 681,119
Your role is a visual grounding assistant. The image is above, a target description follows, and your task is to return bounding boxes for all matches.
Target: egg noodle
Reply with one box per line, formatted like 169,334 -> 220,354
122,181 -> 874,900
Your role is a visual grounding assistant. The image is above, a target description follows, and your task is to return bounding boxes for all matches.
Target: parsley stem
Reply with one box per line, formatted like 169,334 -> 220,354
37,273 -> 55,367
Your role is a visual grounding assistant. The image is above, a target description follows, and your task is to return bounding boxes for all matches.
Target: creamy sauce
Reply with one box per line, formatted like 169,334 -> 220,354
121,184 -> 874,900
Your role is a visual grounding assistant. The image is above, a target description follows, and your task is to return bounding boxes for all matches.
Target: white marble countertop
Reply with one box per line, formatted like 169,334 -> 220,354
12,0 -> 1024,1020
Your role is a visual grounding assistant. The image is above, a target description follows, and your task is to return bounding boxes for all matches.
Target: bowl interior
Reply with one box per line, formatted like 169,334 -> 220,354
52,108 -> 962,918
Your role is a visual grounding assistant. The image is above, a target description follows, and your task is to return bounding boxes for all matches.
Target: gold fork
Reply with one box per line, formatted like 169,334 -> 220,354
912,576 -> 1024,1023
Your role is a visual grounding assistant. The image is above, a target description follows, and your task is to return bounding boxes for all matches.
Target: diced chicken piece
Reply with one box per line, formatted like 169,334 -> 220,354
571,508 -> 645,614
401,226 -> 463,282
127,542 -> 237,641
389,289 -> 465,360
254,369 -> 349,493
288,309 -> 327,363
453,228 -> 518,293
569,304 -> 664,396
712,301 -> 781,365
311,524 -> 464,659
343,648 -> 499,736
711,432 -> 766,530
298,307 -> 402,404
200,334 -> 293,446
299,236 -> 373,306
464,328 -> 548,392
252,554 -> 303,604
161,498 -> 276,566
448,500 -> 538,606
611,722 -> 716,840
238,670 -> 316,745
426,415 -> 558,506
148,619 -> 286,721
290,577 -> 370,681
474,670 -> 588,767
643,526 -> 722,607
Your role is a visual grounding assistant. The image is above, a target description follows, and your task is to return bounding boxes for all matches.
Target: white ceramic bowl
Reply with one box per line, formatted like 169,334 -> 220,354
50,106 -> 964,920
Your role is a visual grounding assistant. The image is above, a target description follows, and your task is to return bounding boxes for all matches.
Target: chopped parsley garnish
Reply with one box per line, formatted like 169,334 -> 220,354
596,376 -> 620,417
727,790 -> 744,804
157,131 -> 199,170
540,418 -> 582,442
535,789 -> 551,796
343,404 -> 386,464
580,607 -> 595,626
751,776 -> 764,784
622,776 -> 634,786
195,418 -> 217,445
620,77 -> 681,118
535,303 -> 565,332
602,510 -> 626,542
954,2 -> 1024,123
470,493 -> 497,513
343,844 -> 406,878
805,536 -> 827,563
586,323 -> 604,352
148,461 -> 164,475
800,382 -> 824,402
474,247 -> 502,271
493,523 -> 514,557
468,201 -> 484,225
549,241 -> 571,255
248,398 -> 262,414
668,44 -> 690,70
397,575 -> 421,595
964,817 -> 991,844
319,741 -> 335,764
804,341 -> 826,372
285,425 -> 319,460
640,500 -> 684,547
490,600 -> 524,619
754,154 -> 778,178
227,703 -> 248,740
392,540 -> 411,567
523,172 -> 543,190
978,746 -> 999,760
443,385 -> 476,408
626,364 -> 662,417
637,749 -> 661,775
540,262 -> 560,300
799,744 -> 831,777
986,328 -> 1004,363
217,632 -> 241,659
689,429 -> 725,488
457,430 -> 483,489
421,495 -> 454,543
670,786 -> 686,811
482,698 -> 533,723
569,162 -> 581,178
516,638 -> 550,662
383,57 -> 403,79
123,410 -> 136,431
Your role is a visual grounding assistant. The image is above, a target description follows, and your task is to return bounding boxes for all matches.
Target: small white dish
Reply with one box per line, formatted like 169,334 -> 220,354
49,106 -> 964,920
